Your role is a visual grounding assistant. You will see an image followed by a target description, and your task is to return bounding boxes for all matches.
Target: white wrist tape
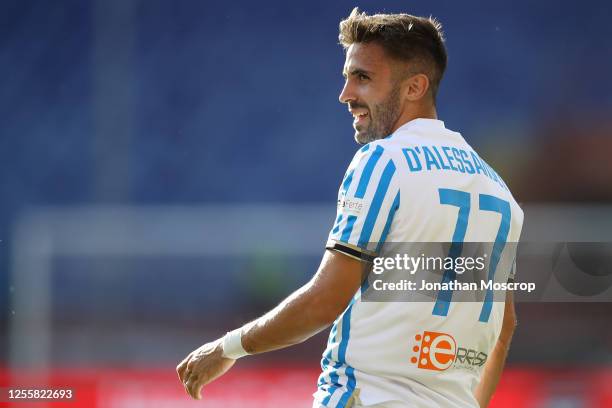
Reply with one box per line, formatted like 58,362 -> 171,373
222,328 -> 249,359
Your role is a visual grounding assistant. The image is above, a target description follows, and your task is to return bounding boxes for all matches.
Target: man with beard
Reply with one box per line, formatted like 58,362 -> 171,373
177,8 -> 524,408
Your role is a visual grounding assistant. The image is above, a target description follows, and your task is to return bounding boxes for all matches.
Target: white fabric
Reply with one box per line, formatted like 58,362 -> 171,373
221,328 -> 248,359
315,118 -> 524,408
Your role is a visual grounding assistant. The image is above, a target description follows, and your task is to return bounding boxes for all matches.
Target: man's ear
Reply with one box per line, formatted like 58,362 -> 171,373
403,73 -> 430,102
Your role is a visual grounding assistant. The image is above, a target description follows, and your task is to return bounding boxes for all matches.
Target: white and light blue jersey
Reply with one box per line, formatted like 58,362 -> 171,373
314,118 -> 524,408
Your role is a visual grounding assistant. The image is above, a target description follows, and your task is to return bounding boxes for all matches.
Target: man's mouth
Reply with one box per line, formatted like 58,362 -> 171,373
352,111 -> 369,126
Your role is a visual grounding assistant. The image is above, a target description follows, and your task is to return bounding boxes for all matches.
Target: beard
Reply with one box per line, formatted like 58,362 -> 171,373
353,86 -> 402,145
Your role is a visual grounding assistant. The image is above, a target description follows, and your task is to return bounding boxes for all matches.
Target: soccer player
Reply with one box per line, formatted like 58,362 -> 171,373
177,8 -> 523,408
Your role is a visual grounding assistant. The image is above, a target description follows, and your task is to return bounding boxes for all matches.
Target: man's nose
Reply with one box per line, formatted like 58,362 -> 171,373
339,81 -> 354,104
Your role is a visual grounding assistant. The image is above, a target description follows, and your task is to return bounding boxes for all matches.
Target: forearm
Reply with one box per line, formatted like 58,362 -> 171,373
239,282 -> 337,354
474,331 -> 514,407
228,251 -> 362,356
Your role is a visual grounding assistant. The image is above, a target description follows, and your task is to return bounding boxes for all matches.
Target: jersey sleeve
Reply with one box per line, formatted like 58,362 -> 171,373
326,143 -> 401,262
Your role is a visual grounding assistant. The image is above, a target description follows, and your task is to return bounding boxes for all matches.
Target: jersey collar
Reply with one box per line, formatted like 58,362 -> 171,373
393,118 -> 446,135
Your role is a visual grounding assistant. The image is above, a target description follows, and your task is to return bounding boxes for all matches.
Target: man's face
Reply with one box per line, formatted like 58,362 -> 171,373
339,42 -> 403,144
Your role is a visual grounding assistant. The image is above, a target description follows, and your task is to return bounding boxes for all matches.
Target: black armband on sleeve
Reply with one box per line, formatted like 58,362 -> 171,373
326,239 -> 377,263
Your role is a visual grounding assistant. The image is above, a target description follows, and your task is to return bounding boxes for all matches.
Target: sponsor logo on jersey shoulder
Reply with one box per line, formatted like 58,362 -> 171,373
410,331 -> 487,371
337,196 -> 368,215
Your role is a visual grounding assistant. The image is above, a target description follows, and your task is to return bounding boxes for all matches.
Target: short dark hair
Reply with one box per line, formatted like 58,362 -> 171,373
339,7 -> 447,101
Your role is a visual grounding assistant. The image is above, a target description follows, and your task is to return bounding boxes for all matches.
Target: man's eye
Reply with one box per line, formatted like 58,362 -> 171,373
358,74 -> 369,80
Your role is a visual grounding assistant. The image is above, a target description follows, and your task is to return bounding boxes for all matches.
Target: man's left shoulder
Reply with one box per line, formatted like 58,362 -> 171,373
368,136 -> 406,162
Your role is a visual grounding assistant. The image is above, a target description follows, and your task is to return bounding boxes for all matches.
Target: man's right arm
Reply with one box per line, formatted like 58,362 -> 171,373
473,290 -> 517,408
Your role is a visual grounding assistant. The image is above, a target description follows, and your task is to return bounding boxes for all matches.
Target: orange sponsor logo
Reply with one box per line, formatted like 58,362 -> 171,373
410,331 -> 457,371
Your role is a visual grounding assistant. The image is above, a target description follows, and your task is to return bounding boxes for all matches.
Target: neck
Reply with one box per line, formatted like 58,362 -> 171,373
390,104 -> 438,133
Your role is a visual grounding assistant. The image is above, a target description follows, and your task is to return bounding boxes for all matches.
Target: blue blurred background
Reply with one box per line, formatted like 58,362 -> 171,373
1,0 -> 612,406
2,0 -> 610,210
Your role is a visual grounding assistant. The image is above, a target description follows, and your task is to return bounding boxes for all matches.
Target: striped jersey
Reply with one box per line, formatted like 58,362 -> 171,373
314,118 -> 524,408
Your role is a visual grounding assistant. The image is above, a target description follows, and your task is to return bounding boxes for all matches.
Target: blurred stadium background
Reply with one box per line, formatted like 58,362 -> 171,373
1,0 -> 612,407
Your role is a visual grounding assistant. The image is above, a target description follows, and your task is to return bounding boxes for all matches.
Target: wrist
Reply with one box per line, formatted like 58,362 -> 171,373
221,328 -> 249,360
